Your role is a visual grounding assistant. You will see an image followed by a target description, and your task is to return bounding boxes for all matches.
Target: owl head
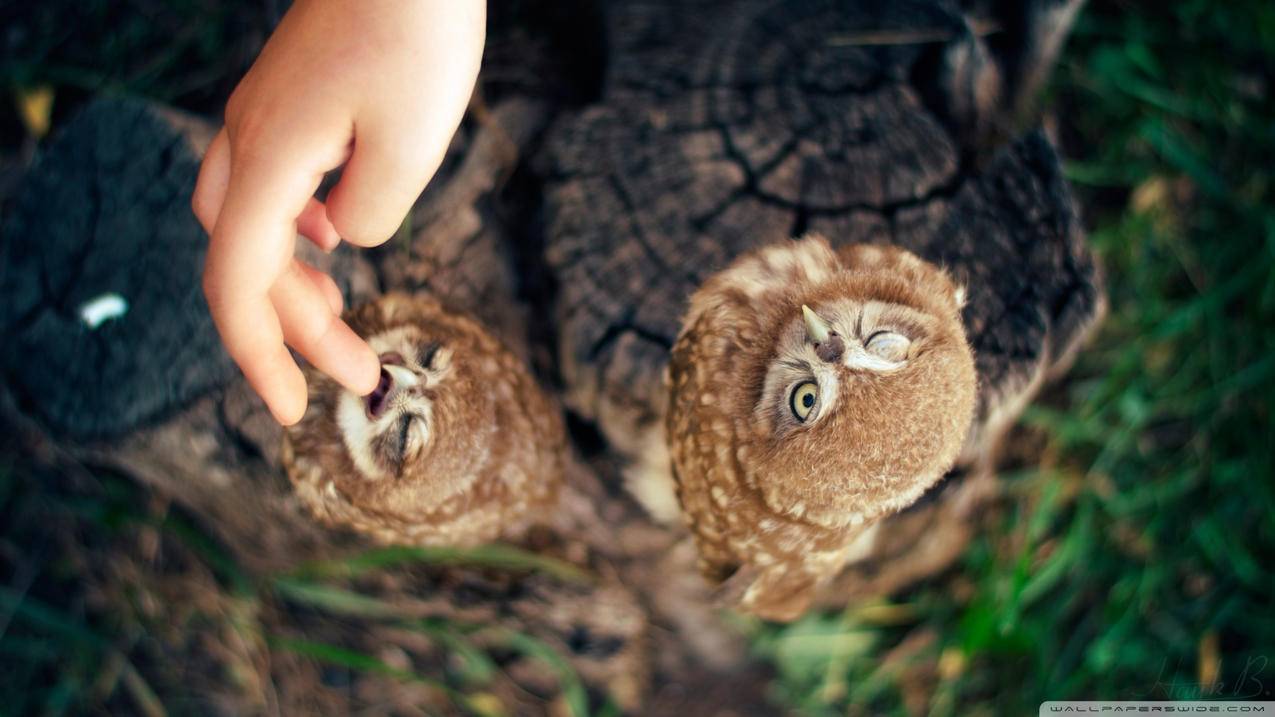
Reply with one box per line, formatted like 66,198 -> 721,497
283,293 -> 557,544
671,236 -> 977,532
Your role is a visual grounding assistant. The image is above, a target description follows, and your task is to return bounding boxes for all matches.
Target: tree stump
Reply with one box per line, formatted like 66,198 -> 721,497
0,96 -> 666,713
0,0 -> 1103,712
539,0 -> 1102,600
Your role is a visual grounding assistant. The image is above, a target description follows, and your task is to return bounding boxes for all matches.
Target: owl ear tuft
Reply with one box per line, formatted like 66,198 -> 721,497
802,304 -> 833,344
935,264 -> 967,309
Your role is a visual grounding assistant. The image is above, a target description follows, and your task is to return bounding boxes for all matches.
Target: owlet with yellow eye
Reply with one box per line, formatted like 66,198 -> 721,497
667,234 -> 977,621
282,293 -> 564,547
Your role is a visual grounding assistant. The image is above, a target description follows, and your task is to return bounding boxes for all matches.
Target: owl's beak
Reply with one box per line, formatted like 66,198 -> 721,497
382,364 -> 418,388
802,305 -> 832,344
366,363 -> 422,420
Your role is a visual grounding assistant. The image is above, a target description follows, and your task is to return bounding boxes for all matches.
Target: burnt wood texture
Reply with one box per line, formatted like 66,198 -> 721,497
0,98 -> 378,440
543,0 -> 1101,460
0,0 -> 1101,709
0,96 -> 661,713
0,99 -> 233,439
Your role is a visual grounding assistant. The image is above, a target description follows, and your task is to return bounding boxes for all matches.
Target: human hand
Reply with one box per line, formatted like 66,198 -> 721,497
192,0 -> 485,424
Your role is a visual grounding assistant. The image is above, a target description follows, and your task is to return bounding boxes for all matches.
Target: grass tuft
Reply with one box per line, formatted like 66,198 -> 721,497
762,0 -> 1275,713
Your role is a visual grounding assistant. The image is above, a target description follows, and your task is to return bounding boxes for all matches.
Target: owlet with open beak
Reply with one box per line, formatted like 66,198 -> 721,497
283,293 -> 565,547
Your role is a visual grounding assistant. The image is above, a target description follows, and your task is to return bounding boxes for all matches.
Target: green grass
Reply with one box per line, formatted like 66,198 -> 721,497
0,463 -> 167,717
0,461 -> 599,715
3,0 -> 1274,714
759,1 -> 1275,714
1,0 -> 268,120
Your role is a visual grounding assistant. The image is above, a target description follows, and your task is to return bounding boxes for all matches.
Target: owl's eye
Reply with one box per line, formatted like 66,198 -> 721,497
418,342 -> 441,369
789,381 -> 819,422
865,331 -> 910,363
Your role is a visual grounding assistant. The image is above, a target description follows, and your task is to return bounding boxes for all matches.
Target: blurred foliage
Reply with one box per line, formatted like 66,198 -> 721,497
2,0 -> 1274,714
758,0 -> 1275,714
0,462 -> 175,716
0,459 -> 598,716
1,0 -> 271,116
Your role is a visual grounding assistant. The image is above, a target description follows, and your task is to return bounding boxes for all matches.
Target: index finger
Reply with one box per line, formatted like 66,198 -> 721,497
205,153 -> 374,424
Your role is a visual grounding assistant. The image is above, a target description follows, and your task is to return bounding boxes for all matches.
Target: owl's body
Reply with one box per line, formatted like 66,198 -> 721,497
283,293 -> 564,546
667,236 -> 977,620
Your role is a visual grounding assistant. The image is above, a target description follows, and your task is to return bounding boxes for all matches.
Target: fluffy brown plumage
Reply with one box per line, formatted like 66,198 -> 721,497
666,235 -> 977,620
282,293 -> 564,546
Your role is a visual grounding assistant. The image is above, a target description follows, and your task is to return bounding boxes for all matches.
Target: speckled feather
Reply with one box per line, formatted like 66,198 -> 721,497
282,293 -> 565,547
667,235 -> 977,620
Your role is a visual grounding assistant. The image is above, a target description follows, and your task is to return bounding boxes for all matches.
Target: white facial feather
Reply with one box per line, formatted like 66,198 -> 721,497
755,298 -> 924,433
335,329 -> 452,481
337,392 -> 391,480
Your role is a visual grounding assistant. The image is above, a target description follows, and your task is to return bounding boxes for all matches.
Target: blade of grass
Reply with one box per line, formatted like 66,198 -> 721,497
286,544 -> 590,584
271,578 -> 407,619
490,629 -> 591,717
268,635 -> 503,717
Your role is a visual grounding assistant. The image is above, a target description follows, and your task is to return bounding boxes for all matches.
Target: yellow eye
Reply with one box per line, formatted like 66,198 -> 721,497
789,381 -> 819,422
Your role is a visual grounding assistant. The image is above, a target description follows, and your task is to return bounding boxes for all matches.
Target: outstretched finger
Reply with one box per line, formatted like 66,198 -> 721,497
204,282 -> 308,425
296,259 -> 344,315
205,151 -> 328,424
270,260 -> 379,395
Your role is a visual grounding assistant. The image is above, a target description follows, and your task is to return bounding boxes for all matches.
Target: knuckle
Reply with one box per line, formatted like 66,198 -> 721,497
282,266 -> 339,348
294,308 -> 337,350
327,205 -> 396,247
190,190 -> 208,226
322,274 -> 342,295
223,84 -> 251,125
224,102 -> 272,157
191,185 -> 219,230
314,271 -> 340,297
370,143 -> 419,178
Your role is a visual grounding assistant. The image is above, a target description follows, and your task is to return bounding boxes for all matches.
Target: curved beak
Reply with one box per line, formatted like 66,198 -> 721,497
382,363 -> 419,389
802,305 -> 832,344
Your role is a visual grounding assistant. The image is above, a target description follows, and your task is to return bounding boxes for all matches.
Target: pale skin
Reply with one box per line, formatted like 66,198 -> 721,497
191,0 -> 486,425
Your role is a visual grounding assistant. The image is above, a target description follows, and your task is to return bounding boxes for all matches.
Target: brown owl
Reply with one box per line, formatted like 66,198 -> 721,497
282,293 -> 565,547
666,235 -> 977,621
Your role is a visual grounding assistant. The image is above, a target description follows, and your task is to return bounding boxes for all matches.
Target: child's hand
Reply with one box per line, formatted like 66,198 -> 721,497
192,0 -> 485,425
